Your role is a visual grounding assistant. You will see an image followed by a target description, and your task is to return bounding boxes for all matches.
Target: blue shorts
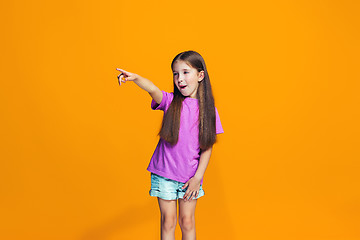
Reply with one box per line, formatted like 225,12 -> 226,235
149,172 -> 205,200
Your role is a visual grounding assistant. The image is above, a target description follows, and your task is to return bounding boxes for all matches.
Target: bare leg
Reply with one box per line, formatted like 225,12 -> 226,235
157,197 -> 177,240
178,198 -> 197,240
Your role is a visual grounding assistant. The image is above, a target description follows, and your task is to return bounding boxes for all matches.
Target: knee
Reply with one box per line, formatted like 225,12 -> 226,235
161,214 -> 177,231
179,215 -> 195,231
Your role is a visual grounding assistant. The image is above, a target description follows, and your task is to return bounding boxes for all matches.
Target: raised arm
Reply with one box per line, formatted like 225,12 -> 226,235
116,68 -> 163,104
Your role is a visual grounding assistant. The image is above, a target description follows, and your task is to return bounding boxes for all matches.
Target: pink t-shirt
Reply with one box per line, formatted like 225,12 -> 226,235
147,91 -> 224,185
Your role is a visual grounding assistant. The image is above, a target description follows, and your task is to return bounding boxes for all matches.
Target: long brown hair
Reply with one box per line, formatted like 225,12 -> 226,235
159,50 -> 217,151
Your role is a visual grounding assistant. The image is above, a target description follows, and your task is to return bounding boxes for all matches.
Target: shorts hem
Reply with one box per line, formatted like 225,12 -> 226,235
149,190 -> 178,200
149,189 -> 205,200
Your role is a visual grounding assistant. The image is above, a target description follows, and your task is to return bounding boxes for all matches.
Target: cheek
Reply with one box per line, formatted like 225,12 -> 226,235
189,79 -> 199,87
186,76 -> 196,85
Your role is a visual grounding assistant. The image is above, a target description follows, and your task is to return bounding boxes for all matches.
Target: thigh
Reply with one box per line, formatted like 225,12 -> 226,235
158,197 -> 177,217
178,198 -> 197,218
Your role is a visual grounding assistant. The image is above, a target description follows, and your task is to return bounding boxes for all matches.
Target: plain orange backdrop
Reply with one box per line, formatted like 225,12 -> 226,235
1,0 -> 359,239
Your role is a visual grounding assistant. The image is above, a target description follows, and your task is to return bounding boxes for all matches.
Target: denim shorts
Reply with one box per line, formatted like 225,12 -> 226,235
149,172 -> 205,200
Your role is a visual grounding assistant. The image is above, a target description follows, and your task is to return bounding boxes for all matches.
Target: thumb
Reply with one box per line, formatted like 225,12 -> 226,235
182,182 -> 189,189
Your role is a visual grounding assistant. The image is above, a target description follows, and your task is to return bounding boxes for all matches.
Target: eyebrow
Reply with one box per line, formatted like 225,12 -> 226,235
173,69 -> 190,72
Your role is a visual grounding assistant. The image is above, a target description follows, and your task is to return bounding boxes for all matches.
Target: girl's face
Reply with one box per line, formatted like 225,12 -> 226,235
172,60 -> 204,99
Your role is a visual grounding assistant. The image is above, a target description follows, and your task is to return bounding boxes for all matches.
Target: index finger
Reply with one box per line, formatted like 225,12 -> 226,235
116,68 -> 129,74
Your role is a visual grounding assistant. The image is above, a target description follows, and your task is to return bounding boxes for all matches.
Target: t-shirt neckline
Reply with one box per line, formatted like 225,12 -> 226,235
185,97 -> 198,101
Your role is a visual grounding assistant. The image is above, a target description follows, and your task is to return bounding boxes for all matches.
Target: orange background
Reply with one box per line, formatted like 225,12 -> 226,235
1,0 -> 359,239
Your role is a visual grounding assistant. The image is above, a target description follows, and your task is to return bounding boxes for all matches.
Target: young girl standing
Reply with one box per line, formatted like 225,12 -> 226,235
116,50 -> 224,240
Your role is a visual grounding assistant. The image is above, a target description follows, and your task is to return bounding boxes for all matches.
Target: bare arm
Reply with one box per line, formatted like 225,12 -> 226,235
116,68 -> 162,104
194,146 -> 213,180
182,146 -> 213,201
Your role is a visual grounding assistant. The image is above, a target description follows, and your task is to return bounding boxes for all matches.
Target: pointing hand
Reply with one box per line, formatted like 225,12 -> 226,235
116,68 -> 138,86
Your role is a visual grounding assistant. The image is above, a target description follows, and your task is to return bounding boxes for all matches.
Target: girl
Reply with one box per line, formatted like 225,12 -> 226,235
116,50 -> 223,240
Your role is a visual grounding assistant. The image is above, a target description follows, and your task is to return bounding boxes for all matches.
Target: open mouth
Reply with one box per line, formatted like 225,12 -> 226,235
180,85 -> 187,89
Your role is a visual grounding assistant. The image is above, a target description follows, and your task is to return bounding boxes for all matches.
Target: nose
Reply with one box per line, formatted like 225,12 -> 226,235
178,73 -> 185,82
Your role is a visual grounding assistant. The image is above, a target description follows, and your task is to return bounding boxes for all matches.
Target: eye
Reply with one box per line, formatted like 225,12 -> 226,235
184,71 -> 189,74
173,72 -> 178,76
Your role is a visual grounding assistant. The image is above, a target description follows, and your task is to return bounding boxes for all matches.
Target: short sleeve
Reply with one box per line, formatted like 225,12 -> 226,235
151,91 -> 174,111
215,107 -> 224,134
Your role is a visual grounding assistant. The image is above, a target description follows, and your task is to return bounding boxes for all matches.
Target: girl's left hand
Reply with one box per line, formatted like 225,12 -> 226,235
182,176 -> 201,201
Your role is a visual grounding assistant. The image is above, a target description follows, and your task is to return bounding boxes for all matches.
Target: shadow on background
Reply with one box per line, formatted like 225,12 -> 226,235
79,169 -> 234,239
202,156 -> 236,239
80,199 -> 156,240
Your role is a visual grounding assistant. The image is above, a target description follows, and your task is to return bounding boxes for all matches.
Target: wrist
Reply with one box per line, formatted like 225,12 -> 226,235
194,174 -> 203,181
132,74 -> 141,82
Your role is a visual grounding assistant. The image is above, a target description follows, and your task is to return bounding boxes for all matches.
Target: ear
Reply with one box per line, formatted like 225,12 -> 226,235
198,70 -> 205,82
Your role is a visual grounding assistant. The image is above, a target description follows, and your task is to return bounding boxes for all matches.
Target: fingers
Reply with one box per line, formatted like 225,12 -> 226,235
117,73 -> 127,86
183,191 -> 191,201
182,180 -> 201,201
116,68 -> 129,75
188,191 -> 195,201
116,67 -> 139,84
116,68 -> 131,85
183,189 -> 198,201
116,68 -> 133,78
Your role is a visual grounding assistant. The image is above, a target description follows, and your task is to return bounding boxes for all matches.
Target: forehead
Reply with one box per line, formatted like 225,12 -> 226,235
172,60 -> 192,71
